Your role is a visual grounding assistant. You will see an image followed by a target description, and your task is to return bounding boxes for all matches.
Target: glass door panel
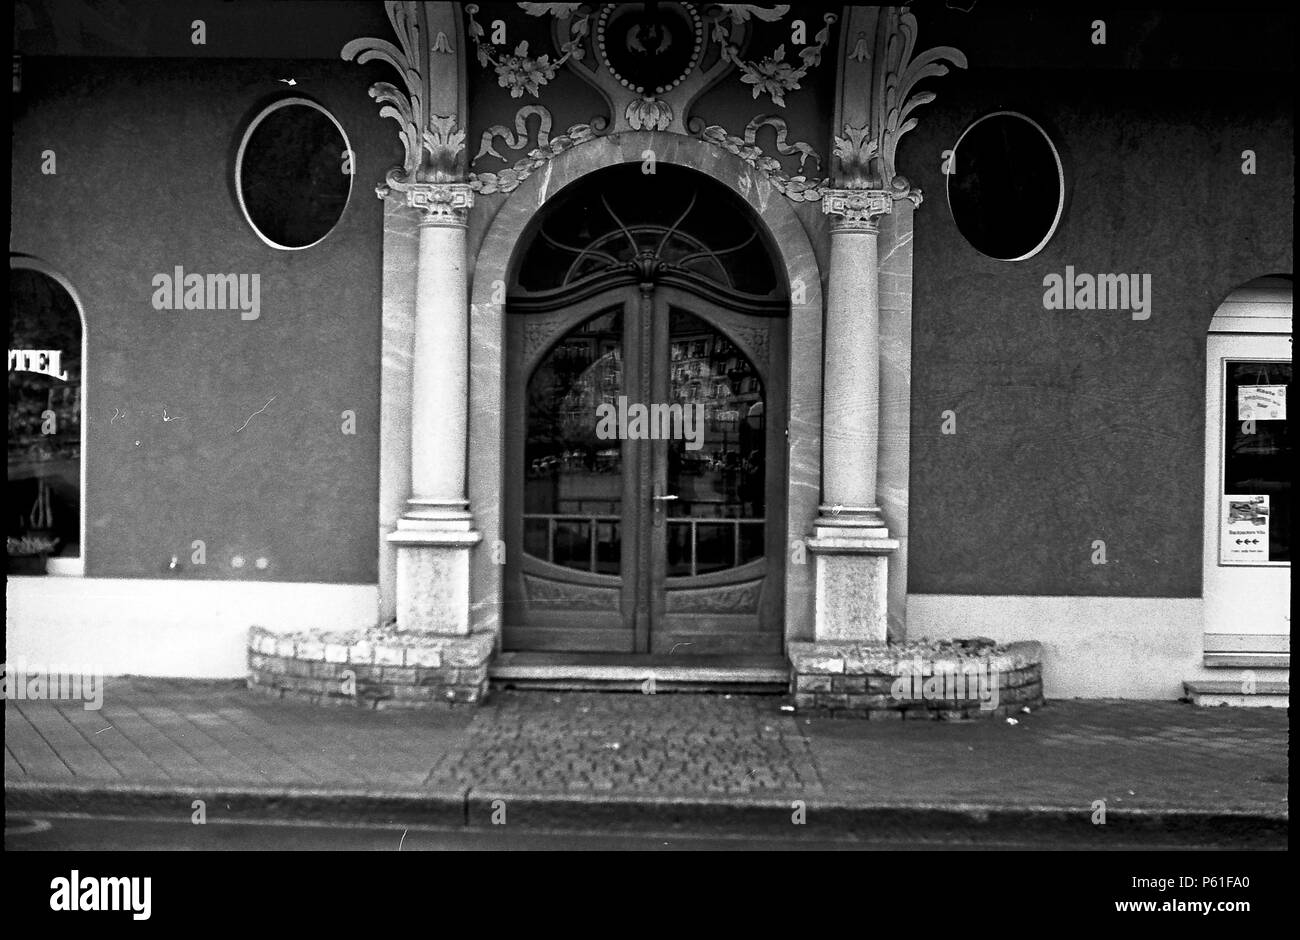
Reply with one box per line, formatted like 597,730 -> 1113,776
664,309 -> 766,577
1221,360 -> 1291,564
523,310 -> 625,574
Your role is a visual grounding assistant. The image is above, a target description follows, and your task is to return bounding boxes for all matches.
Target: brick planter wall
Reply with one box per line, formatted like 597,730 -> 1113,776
788,640 -> 1044,720
247,626 -> 494,709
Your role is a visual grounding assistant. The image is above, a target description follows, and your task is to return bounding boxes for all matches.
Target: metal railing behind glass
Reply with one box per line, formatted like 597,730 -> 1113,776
523,513 -> 621,573
667,517 -> 765,577
524,513 -> 764,577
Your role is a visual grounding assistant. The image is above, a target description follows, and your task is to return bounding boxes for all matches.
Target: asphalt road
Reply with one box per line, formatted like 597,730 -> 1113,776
4,813 -> 1238,851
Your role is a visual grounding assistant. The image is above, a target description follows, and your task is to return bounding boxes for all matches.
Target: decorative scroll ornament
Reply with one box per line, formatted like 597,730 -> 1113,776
694,115 -> 826,202
341,0 -> 468,203
469,105 -> 608,195
459,3 -> 839,208
834,7 -> 967,203
475,104 -> 553,162
709,6 -> 836,107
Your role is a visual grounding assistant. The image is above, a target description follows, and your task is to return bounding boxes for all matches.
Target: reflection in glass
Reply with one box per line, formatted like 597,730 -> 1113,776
8,268 -> 81,559
1224,361 -> 1291,562
665,310 -> 765,576
524,310 -> 623,573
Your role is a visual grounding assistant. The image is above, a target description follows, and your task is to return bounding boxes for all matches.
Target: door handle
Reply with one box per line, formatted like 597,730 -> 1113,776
652,485 -> 676,527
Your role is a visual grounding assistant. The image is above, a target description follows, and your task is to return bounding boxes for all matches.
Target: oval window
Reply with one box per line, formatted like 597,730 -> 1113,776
236,98 -> 352,250
946,111 -> 1064,261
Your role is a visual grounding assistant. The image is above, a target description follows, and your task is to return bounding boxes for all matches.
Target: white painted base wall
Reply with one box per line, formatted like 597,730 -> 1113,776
6,577 -> 379,678
8,580 -> 1289,698
908,594 -> 1289,700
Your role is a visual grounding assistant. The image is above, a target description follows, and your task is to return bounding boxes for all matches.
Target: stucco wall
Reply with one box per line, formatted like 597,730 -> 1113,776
902,65 -> 1293,597
11,57 -> 396,583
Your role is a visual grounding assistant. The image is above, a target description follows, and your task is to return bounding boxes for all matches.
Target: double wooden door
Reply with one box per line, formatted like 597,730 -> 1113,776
503,284 -> 786,655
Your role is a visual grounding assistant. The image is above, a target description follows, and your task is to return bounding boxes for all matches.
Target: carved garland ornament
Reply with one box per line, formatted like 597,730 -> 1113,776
460,3 -> 841,201
469,104 -> 608,195
455,5 -> 963,212
466,2 -> 590,98
708,5 -> 837,108
694,115 -> 826,202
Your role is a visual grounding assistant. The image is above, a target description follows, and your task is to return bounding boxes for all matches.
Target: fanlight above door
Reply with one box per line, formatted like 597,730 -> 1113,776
511,164 -> 786,313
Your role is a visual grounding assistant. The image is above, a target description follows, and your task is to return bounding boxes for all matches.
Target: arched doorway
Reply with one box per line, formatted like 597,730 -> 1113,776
1202,275 -> 1291,666
502,164 -> 788,655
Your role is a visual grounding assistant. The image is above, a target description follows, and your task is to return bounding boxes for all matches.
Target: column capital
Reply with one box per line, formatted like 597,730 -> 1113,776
399,181 -> 475,226
821,189 -> 892,232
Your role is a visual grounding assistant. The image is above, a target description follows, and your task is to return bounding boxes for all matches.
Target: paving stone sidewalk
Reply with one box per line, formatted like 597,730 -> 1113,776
5,678 -> 1289,842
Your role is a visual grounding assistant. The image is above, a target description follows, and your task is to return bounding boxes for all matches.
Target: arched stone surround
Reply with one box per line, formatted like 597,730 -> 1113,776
462,131 -> 825,650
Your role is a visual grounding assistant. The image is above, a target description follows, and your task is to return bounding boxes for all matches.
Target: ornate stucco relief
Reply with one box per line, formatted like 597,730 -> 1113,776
831,6 -> 967,206
470,104 -> 607,195
464,2 -> 832,201
695,116 -> 825,203
466,3 -> 591,98
711,5 -> 836,108
456,5 -> 965,210
342,1 -> 473,220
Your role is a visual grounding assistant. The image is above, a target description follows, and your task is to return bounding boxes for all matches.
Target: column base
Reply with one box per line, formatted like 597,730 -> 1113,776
807,523 -> 899,643
814,504 -> 890,538
388,516 -> 482,635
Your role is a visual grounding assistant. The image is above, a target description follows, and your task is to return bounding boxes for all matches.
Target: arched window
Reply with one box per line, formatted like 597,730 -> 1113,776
8,259 -> 86,575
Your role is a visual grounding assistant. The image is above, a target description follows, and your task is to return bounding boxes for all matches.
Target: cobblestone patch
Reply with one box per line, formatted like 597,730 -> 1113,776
426,691 -> 823,797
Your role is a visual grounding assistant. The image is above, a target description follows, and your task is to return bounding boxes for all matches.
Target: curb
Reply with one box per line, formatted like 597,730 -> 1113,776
460,790 -> 1288,846
6,782 -> 1287,847
5,781 -> 468,828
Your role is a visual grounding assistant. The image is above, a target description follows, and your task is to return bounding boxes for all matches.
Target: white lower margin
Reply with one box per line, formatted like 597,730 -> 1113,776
907,594 -> 1288,700
6,577 -> 379,678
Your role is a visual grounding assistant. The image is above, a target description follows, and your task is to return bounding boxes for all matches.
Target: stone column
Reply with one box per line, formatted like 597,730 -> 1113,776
388,182 -> 482,634
807,189 -> 899,643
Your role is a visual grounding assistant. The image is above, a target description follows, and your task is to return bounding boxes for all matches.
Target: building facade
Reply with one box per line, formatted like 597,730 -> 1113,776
9,2 -> 1292,703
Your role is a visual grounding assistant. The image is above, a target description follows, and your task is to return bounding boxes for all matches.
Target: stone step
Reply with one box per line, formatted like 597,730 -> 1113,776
1183,679 -> 1289,708
489,652 -> 790,692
